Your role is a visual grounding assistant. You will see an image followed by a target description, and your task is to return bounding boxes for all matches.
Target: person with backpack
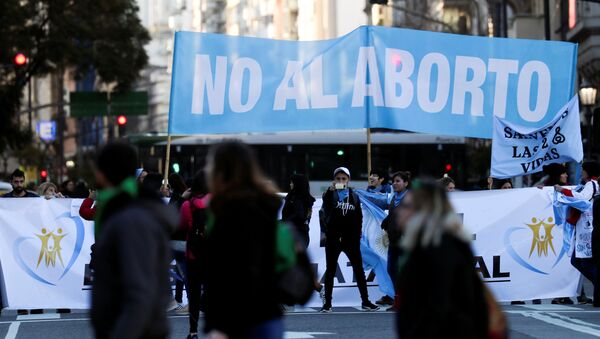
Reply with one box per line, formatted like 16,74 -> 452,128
203,141 -> 290,339
282,174 -> 315,248
281,174 -> 324,303
555,161 -> 600,306
179,171 -> 210,339
319,167 -> 379,313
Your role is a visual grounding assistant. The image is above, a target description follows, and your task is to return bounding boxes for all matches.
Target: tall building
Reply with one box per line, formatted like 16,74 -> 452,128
369,0 -> 490,36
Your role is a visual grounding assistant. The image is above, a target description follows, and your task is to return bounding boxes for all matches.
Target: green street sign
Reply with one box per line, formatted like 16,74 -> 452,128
70,91 -> 148,117
70,92 -> 106,117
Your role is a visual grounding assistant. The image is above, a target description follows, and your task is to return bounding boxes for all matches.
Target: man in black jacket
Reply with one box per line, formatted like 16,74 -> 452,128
90,142 -> 177,339
320,167 -> 379,312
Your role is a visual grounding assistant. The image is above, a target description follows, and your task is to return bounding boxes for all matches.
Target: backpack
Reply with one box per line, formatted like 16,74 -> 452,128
188,197 -> 208,260
275,221 -> 315,306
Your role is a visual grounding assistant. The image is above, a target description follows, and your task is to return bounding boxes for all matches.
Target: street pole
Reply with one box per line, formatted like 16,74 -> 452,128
544,0 -> 550,40
57,69 -> 65,182
107,91 -> 114,141
367,128 -> 372,176
587,106 -> 593,160
28,78 -> 32,132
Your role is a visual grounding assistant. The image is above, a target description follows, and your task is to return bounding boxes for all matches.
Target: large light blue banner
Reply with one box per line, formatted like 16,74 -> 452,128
168,26 -> 577,138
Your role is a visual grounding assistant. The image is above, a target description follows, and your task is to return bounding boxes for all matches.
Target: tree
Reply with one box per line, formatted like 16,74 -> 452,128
0,0 -> 150,154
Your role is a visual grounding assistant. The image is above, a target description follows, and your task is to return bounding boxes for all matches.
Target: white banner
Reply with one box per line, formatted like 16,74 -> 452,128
304,187 -> 580,306
0,198 -> 94,309
451,187 -> 580,302
491,96 -> 583,178
0,190 -> 581,309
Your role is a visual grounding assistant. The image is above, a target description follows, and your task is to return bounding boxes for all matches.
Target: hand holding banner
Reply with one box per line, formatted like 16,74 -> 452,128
491,96 -> 583,178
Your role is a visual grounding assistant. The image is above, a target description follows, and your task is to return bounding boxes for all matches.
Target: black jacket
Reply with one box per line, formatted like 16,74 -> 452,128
204,191 -> 282,335
282,192 -> 315,235
320,189 -> 362,241
396,233 -> 488,339
91,189 -> 177,339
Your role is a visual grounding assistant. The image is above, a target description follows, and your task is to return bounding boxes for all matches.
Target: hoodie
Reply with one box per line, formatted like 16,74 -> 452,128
91,186 -> 178,339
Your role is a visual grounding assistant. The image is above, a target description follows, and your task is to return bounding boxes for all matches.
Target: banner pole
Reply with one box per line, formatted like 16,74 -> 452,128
163,134 -> 172,186
367,128 -> 372,176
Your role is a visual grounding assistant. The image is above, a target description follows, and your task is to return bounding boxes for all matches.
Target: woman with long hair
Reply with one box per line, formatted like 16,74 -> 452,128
282,174 -> 315,248
203,140 -> 284,339
395,178 -> 489,338
180,170 -> 210,339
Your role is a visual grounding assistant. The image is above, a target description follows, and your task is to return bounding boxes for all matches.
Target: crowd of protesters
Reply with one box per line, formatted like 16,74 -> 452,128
5,140 -> 600,339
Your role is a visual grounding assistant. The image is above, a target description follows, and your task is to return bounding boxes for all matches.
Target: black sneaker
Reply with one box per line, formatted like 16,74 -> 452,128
320,304 -> 332,313
375,296 -> 394,306
361,301 -> 380,311
578,296 -> 593,304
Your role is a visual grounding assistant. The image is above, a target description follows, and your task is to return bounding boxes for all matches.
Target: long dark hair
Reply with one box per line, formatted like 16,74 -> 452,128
168,173 -> 187,195
207,141 -> 278,212
288,174 -> 315,206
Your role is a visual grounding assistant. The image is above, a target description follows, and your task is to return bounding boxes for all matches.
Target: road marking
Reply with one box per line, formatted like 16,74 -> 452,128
16,313 -> 60,321
523,312 -> 600,337
284,332 -> 334,338
4,321 -> 20,339
505,310 -> 600,314
517,304 -> 582,311
546,312 -> 600,329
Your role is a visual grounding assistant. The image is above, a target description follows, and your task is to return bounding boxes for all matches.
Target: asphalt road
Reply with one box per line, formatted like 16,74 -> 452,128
3,304 -> 600,338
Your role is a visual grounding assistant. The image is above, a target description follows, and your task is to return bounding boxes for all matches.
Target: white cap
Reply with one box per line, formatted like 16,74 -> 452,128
333,167 -> 351,178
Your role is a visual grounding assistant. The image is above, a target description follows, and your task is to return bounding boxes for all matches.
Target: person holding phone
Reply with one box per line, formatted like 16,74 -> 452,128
319,167 -> 379,312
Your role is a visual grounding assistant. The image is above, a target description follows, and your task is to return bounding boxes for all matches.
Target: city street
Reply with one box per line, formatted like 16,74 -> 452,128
2,304 -> 600,338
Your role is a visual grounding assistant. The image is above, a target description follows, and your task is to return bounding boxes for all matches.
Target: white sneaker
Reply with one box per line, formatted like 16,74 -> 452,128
174,303 -> 188,314
166,299 -> 178,312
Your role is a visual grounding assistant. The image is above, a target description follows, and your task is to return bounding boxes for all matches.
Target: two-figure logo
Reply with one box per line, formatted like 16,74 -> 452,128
13,212 -> 85,285
504,216 -> 568,275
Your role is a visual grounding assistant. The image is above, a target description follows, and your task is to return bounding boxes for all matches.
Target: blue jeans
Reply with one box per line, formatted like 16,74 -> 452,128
244,318 -> 284,339
173,250 -> 187,303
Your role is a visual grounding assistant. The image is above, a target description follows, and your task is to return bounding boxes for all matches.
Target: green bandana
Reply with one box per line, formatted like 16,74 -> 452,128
94,177 -> 138,237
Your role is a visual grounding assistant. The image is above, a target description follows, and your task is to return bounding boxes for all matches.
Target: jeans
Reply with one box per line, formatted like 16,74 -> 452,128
186,259 -> 205,333
244,318 -> 284,339
323,235 -> 369,305
173,250 -> 187,304
571,250 -> 599,301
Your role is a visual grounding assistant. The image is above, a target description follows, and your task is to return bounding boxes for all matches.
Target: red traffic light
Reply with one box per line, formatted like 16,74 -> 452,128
14,53 -> 27,66
40,169 -> 48,178
117,115 -> 127,126
445,164 -> 452,172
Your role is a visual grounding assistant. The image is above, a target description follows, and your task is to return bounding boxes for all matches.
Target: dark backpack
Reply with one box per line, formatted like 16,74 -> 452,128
188,197 -> 208,259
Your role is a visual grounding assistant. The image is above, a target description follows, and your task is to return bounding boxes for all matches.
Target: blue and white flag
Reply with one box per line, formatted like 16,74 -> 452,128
355,190 -> 395,297
491,96 -> 583,178
169,26 -> 577,138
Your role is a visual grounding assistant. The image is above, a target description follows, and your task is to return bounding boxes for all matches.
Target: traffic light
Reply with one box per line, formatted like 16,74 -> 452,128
14,53 -> 27,66
40,169 -> 48,182
337,149 -> 344,156
445,163 -> 453,172
116,115 -> 127,137
172,163 -> 180,173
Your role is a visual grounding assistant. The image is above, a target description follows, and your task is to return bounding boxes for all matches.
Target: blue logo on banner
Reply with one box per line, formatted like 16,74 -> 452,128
13,212 -> 85,286
503,216 -> 569,275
